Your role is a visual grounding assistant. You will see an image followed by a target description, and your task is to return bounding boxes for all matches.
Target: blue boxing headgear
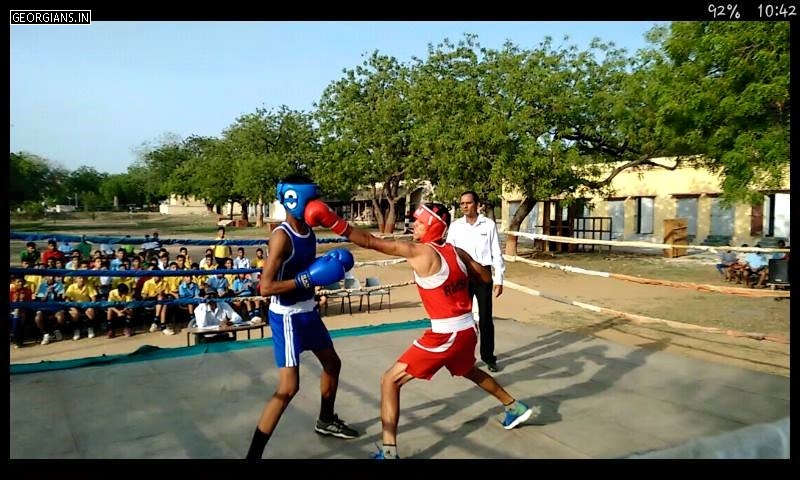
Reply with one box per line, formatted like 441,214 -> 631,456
276,181 -> 320,219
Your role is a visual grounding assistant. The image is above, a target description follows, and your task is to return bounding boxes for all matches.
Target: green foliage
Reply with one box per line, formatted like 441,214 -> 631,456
315,52 -> 417,209
16,201 -> 46,220
644,22 -> 790,203
10,152 -> 69,206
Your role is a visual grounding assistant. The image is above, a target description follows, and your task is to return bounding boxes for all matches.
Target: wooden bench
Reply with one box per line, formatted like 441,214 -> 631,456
186,322 -> 267,347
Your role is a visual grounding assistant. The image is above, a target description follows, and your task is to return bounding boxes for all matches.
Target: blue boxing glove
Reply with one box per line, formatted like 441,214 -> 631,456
325,248 -> 355,272
294,256 -> 345,290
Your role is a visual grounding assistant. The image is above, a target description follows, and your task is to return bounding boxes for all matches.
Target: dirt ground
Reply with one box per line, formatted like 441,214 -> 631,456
9,213 -> 790,377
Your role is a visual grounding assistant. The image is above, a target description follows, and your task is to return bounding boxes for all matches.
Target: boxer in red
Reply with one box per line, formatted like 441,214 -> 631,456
305,200 -> 533,459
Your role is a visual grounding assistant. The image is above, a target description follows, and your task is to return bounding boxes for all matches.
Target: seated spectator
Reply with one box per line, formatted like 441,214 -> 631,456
112,264 -> 137,292
223,257 -> 237,288
233,247 -> 251,269
175,254 -> 188,271
164,262 -> 181,300
10,276 -> 33,348
772,240 -> 788,260
252,247 -> 266,283
96,259 -> 113,300
192,292 -> 242,343
110,248 -> 127,270
743,251 -> 769,288
232,272 -> 258,321
106,283 -> 135,338
151,231 -> 162,250
34,275 -> 67,345
20,241 -> 41,266
66,250 -> 82,270
178,273 -> 201,321
22,260 -> 42,293
41,239 -> 65,267
716,248 -> 738,281
179,246 -> 193,267
205,271 -> 231,298
58,240 -> 73,255
74,235 -> 93,260
140,271 -> 174,335
63,275 -> 98,340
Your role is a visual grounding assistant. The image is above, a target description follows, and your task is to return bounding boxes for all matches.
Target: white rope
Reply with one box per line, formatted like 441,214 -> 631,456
503,254 -> 611,277
503,230 -> 789,254
354,258 -> 408,267
504,280 -> 788,344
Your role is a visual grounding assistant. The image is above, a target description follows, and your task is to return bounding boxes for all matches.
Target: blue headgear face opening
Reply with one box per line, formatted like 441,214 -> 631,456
276,182 -> 320,219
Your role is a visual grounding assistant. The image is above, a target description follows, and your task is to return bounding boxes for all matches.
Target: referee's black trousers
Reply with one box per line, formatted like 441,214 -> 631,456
469,267 -> 496,365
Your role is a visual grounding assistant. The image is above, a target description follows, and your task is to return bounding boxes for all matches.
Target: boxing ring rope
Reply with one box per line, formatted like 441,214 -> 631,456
502,230 -> 790,255
503,280 -> 789,344
502,255 -> 790,299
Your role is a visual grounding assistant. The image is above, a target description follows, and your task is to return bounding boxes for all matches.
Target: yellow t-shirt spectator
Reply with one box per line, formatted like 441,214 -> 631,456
64,283 -> 98,302
112,277 -> 136,291
164,275 -> 181,295
140,278 -> 168,298
24,274 -> 41,293
108,288 -> 133,303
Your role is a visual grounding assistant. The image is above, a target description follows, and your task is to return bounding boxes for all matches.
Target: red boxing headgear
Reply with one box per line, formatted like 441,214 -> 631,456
413,203 -> 451,244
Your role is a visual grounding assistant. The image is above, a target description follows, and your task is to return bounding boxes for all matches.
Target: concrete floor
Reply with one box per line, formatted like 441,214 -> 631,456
9,317 -> 790,460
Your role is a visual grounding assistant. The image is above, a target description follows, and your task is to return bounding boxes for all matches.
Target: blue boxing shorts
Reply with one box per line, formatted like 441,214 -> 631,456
268,299 -> 333,368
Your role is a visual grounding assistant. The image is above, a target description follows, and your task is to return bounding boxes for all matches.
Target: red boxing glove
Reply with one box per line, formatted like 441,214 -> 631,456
304,199 -> 352,237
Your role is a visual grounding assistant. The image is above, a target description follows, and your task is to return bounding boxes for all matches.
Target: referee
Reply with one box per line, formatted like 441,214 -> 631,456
445,191 -> 505,372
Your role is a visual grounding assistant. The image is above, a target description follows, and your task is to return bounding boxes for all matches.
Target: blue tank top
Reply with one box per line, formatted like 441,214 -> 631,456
273,222 -> 316,306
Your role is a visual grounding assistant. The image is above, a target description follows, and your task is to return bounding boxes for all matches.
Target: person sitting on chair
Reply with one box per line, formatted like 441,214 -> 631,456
192,291 -> 243,343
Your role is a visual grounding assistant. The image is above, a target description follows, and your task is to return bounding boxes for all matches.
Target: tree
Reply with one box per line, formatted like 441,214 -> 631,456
644,22 -> 790,205
408,35 -> 504,214
315,52 -> 419,233
63,166 -> 108,208
225,107 -> 318,226
10,152 -> 68,207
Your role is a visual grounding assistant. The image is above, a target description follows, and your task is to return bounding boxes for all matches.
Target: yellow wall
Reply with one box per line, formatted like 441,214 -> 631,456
501,159 -> 790,245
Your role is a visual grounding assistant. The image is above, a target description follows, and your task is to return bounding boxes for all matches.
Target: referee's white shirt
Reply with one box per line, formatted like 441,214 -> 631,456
445,214 -> 505,285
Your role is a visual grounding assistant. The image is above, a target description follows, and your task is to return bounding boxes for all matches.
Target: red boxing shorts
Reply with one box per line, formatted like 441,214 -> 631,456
398,326 -> 477,380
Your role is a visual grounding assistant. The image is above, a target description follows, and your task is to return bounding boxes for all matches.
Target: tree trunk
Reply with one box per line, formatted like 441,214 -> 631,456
371,198 -> 385,231
229,201 -> 234,220
240,201 -> 248,221
505,197 -> 536,256
256,194 -> 264,228
383,199 -> 398,234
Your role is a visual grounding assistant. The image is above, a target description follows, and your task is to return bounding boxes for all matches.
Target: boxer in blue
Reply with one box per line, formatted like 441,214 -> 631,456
245,174 -> 360,460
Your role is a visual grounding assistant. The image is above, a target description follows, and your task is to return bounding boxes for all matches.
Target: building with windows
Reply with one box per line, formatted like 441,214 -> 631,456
501,158 -> 790,248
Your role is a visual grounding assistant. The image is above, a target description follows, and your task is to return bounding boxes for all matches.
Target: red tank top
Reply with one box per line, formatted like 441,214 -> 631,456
416,243 -> 471,319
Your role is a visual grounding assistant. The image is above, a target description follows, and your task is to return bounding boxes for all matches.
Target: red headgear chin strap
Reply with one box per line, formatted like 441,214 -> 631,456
413,204 -> 448,244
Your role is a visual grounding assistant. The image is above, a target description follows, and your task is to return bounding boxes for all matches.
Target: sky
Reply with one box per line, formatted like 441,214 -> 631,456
10,21 -> 666,175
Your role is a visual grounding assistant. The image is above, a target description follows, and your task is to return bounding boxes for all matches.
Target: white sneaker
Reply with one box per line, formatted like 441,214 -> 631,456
87,327 -> 95,339
54,330 -> 63,341
73,329 -> 81,341
149,322 -> 159,333
162,327 -> 176,336
250,316 -> 262,324
41,334 -> 51,345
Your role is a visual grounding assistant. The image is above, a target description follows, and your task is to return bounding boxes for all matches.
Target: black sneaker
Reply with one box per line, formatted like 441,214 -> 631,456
314,414 -> 360,439
487,362 -> 499,372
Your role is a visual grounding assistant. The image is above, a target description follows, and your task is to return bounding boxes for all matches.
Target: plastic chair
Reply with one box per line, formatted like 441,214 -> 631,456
363,277 -> 391,312
322,281 -> 350,315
